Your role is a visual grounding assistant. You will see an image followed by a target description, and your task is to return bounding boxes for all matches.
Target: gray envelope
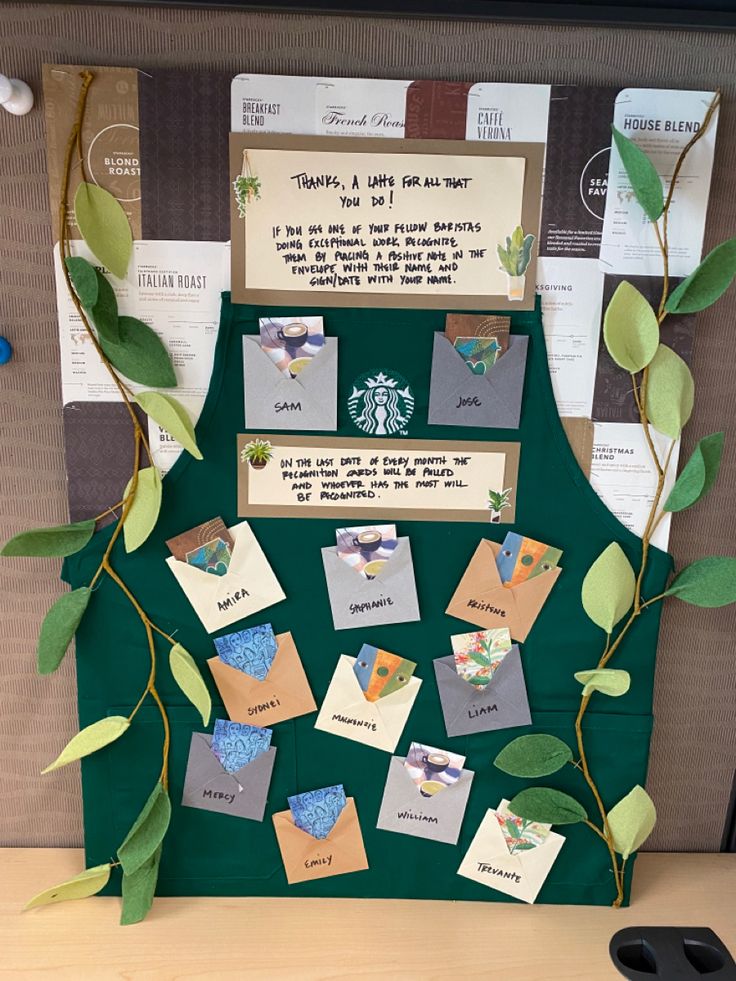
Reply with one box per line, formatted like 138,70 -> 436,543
242,335 -> 338,431
181,732 -> 276,821
321,537 -> 420,630
433,646 -> 531,737
427,332 -> 529,429
376,756 -> 474,845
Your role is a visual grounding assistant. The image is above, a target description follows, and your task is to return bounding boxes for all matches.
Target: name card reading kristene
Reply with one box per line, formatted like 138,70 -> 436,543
238,435 -> 520,523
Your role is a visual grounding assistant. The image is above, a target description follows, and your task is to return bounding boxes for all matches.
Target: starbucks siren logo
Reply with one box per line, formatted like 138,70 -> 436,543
348,370 -> 414,436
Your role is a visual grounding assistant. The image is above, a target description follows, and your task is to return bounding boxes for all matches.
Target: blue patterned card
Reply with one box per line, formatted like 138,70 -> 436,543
213,623 -> 278,680
288,785 -> 347,840
211,719 -> 272,774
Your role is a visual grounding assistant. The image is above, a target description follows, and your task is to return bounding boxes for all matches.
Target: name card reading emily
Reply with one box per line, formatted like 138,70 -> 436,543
238,435 -> 520,523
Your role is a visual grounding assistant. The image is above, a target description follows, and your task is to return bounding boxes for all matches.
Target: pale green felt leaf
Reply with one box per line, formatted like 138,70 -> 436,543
508,787 -> 587,826
1,519 -> 95,558
24,863 -> 111,910
664,432 -> 724,513
122,467 -> 162,553
663,556 -> 736,607
169,643 -> 211,726
88,269 -> 120,345
494,734 -> 572,778
120,844 -> 161,926
581,542 -> 636,633
64,256 -> 98,308
645,343 -> 695,439
611,126 -> 665,222
666,238 -> 736,313
118,782 -> 171,876
42,716 -> 129,774
74,181 -> 132,280
603,281 -> 660,373
135,391 -> 202,460
37,587 -> 91,675
574,668 -> 631,698
100,316 -> 177,388
606,785 -> 656,859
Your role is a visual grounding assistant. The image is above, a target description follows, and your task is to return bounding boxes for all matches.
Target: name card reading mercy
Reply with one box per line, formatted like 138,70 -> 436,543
237,435 -> 520,523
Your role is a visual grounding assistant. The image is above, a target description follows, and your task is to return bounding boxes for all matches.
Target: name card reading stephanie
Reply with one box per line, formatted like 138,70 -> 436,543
238,435 -> 520,523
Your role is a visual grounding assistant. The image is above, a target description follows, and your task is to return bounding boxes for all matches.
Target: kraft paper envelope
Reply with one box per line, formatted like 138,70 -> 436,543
242,335 -> 338,431
376,755 -> 474,845
207,631 -> 316,727
166,520 -> 285,633
446,539 -> 562,642
321,537 -> 420,630
434,646 -> 531,737
428,333 -> 529,430
314,655 -> 422,753
457,800 -> 565,903
273,796 -> 369,884
181,732 -> 276,821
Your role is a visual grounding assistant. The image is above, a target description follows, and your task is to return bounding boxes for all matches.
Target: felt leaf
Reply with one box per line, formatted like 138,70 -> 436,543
603,281 -> 660,373
88,269 -> 120,345
23,863 -> 111,910
37,587 -> 91,675
611,125 -> 664,222
100,316 -> 177,388
169,643 -> 211,726
663,556 -> 736,607
574,668 -> 631,698
645,343 -> 695,439
120,844 -> 161,926
508,787 -> 587,826
117,782 -> 171,876
1,519 -> 95,558
665,238 -> 736,313
64,256 -> 98,308
135,391 -> 202,460
74,181 -> 132,280
122,467 -> 162,553
494,734 -> 573,778
42,716 -> 129,773
581,542 -> 636,633
505,818 -> 521,838
664,432 -> 725,513
606,785 -> 657,859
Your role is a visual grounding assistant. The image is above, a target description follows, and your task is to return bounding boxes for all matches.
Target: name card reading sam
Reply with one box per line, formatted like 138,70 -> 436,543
230,134 -> 544,310
238,435 -> 520,523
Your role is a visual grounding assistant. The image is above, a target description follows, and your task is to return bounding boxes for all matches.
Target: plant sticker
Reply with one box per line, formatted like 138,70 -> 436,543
348,370 -> 414,436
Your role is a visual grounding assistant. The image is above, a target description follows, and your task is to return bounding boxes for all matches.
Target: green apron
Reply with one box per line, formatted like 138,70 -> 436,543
63,294 -> 671,905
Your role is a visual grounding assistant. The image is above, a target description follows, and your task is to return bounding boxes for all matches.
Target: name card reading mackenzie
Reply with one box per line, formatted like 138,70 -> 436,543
238,435 -> 519,523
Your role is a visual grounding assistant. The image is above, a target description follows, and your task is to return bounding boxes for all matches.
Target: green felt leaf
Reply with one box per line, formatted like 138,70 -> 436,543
64,256 -> 98,308
135,391 -> 202,460
42,716 -> 129,774
120,844 -> 161,926
494,733 -> 573,778
603,281 -> 660,373
24,863 -> 111,910
118,782 -> 171,876
37,587 -> 92,675
574,668 -> 631,698
664,432 -> 725,513
122,467 -> 162,553
606,785 -> 657,859
100,316 -> 177,388
645,344 -> 695,439
508,787 -> 587,826
88,269 -> 120,345
1,519 -> 95,558
169,643 -> 211,726
511,842 -> 536,851
505,818 -> 521,838
611,126 -> 665,222
663,556 -> 736,607
74,181 -> 132,280
581,542 -> 636,633
665,238 -> 736,313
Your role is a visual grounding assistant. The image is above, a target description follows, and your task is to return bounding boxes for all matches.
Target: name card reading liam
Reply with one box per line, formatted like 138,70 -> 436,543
238,435 -> 520,523
230,134 -> 544,310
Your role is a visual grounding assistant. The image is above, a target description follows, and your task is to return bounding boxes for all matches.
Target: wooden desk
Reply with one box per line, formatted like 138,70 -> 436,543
1,850 -> 733,979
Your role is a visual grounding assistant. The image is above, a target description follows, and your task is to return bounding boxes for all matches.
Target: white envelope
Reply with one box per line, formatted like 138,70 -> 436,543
314,655 -> 422,753
457,800 -> 565,904
165,520 -> 285,633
